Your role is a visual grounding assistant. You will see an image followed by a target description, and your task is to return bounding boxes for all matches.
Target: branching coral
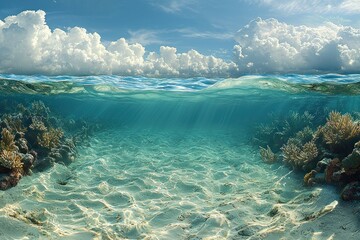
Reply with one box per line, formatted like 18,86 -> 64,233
320,111 -> 360,153
3,115 -> 27,133
254,111 -> 314,151
259,145 -> 277,164
0,128 -> 17,151
29,117 -> 47,132
0,150 -> 23,173
31,101 -> 50,118
281,139 -> 318,169
38,128 -> 64,149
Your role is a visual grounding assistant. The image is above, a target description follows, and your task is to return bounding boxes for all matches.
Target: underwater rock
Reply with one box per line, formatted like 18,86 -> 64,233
324,158 -> 341,184
34,157 -> 55,171
316,158 -> 331,173
15,138 -> 28,154
20,153 -> 35,174
342,148 -> 360,172
0,171 -> 21,190
341,181 -> 360,201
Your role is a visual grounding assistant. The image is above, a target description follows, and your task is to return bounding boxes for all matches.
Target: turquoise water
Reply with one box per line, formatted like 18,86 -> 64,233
0,74 -> 360,239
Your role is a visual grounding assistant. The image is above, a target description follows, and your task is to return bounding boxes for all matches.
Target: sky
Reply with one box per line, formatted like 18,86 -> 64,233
0,0 -> 360,76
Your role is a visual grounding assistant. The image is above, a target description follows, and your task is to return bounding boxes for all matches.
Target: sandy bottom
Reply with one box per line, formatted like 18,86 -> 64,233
0,128 -> 359,239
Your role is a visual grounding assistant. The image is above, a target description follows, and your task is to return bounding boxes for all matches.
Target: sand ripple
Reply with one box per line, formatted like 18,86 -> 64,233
0,129 -> 357,239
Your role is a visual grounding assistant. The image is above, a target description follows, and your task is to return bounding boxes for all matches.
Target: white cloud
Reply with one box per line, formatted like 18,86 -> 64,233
128,29 -> 165,46
176,28 -> 233,40
0,10 -> 236,77
234,18 -> 360,73
248,0 -> 360,14
149,0 -> 198,13
340,0 -> 360,13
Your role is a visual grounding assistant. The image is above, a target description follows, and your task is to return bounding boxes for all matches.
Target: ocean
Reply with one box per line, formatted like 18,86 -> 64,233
0,74 -> 359,239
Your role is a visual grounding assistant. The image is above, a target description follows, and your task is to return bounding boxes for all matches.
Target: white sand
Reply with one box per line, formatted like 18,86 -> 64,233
0,129 -> 359,239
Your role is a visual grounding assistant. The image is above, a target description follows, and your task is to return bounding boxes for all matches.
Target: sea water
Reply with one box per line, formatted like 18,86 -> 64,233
0,74 -> 359,239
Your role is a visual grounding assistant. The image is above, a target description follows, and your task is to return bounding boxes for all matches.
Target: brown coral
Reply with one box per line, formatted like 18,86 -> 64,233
0,150 -> 23,173
38,128 -> 64,149
29,117 -> 47,132
0,128 -> 17,151
281,139 -> 318,169
320,111 -> 360,152
304,170 -> 317,186
259,145 -> 277,164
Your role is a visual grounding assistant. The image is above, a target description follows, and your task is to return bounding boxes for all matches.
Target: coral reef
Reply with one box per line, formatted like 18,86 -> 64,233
0,100 -> 91,190
281,139 -> 318,170
256,110 -> 360,201
319,111 -> 360,154
38,128 -> 64,149
259,145 -> 277,164
254,111 -> 314,151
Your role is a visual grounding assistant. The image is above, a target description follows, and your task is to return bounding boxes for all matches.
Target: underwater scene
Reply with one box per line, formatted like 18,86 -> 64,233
1,74 -> 360,240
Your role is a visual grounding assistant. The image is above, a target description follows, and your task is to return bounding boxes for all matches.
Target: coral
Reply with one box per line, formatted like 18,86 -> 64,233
259,145 -> 277,164
320,111 -> 360,153
37,128 -> 64,149
304,170 -> 317,186
281,139 -> 318,169
282,111 -> 314,136
0,128 -> 17,151
2,115 -> 27,133
29,117 -> 47,132
295,126 -> 315,143
31,101 -> 50,118
254,111 -> 314,151
0,150 -> 23,173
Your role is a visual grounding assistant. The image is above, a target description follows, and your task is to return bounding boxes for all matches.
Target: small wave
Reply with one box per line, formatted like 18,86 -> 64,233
1,74 -> 360,97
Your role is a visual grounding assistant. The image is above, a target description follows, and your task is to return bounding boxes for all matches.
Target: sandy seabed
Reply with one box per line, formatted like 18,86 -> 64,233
0,128 -> 359,240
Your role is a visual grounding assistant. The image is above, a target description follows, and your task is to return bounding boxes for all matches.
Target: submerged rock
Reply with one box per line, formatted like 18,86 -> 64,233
315,158 -> 331,173
342,148 -> 360,172
341,181 -> 360,201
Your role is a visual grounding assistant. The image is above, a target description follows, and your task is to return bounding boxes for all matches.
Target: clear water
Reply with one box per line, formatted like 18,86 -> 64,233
0,74 -> 359,239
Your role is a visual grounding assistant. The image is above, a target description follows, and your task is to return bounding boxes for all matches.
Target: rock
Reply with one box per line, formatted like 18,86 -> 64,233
316,158 -> 331,173
342,148 -> 360,171
341,181 -> 360,201
324,158 -> 340,183
0,171 -> 21,190
21,154 -> 35,174
16,138 -> 28,153
34,157 -> 55,171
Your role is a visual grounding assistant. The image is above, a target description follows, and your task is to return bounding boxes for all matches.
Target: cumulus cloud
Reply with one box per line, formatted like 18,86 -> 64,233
0,10 -> 236,77
234,18 -> 360,74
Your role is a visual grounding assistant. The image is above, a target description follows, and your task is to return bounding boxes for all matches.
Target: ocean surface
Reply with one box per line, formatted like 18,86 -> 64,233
0,74 -> 360,239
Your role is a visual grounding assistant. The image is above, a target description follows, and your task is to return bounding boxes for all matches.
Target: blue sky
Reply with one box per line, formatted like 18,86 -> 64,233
1,0 -> 358,58
0,0 -> 360,76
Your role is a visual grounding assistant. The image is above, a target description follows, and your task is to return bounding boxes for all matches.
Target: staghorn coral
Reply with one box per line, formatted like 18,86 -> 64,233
320,111 -> 360,152
0,128 -> 17,151
29,117 -> 47,132
37,128 -> 64,149
0,150 -> 23,173
31,101 -> 50,118
281,139 -> 318,169
254,111 -> 314,151
3,115 -> 27,133
259,145 -> 277,164
295,126 -> 315,143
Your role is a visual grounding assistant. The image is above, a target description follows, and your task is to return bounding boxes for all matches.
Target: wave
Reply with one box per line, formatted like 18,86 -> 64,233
1,74 -> 360,97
